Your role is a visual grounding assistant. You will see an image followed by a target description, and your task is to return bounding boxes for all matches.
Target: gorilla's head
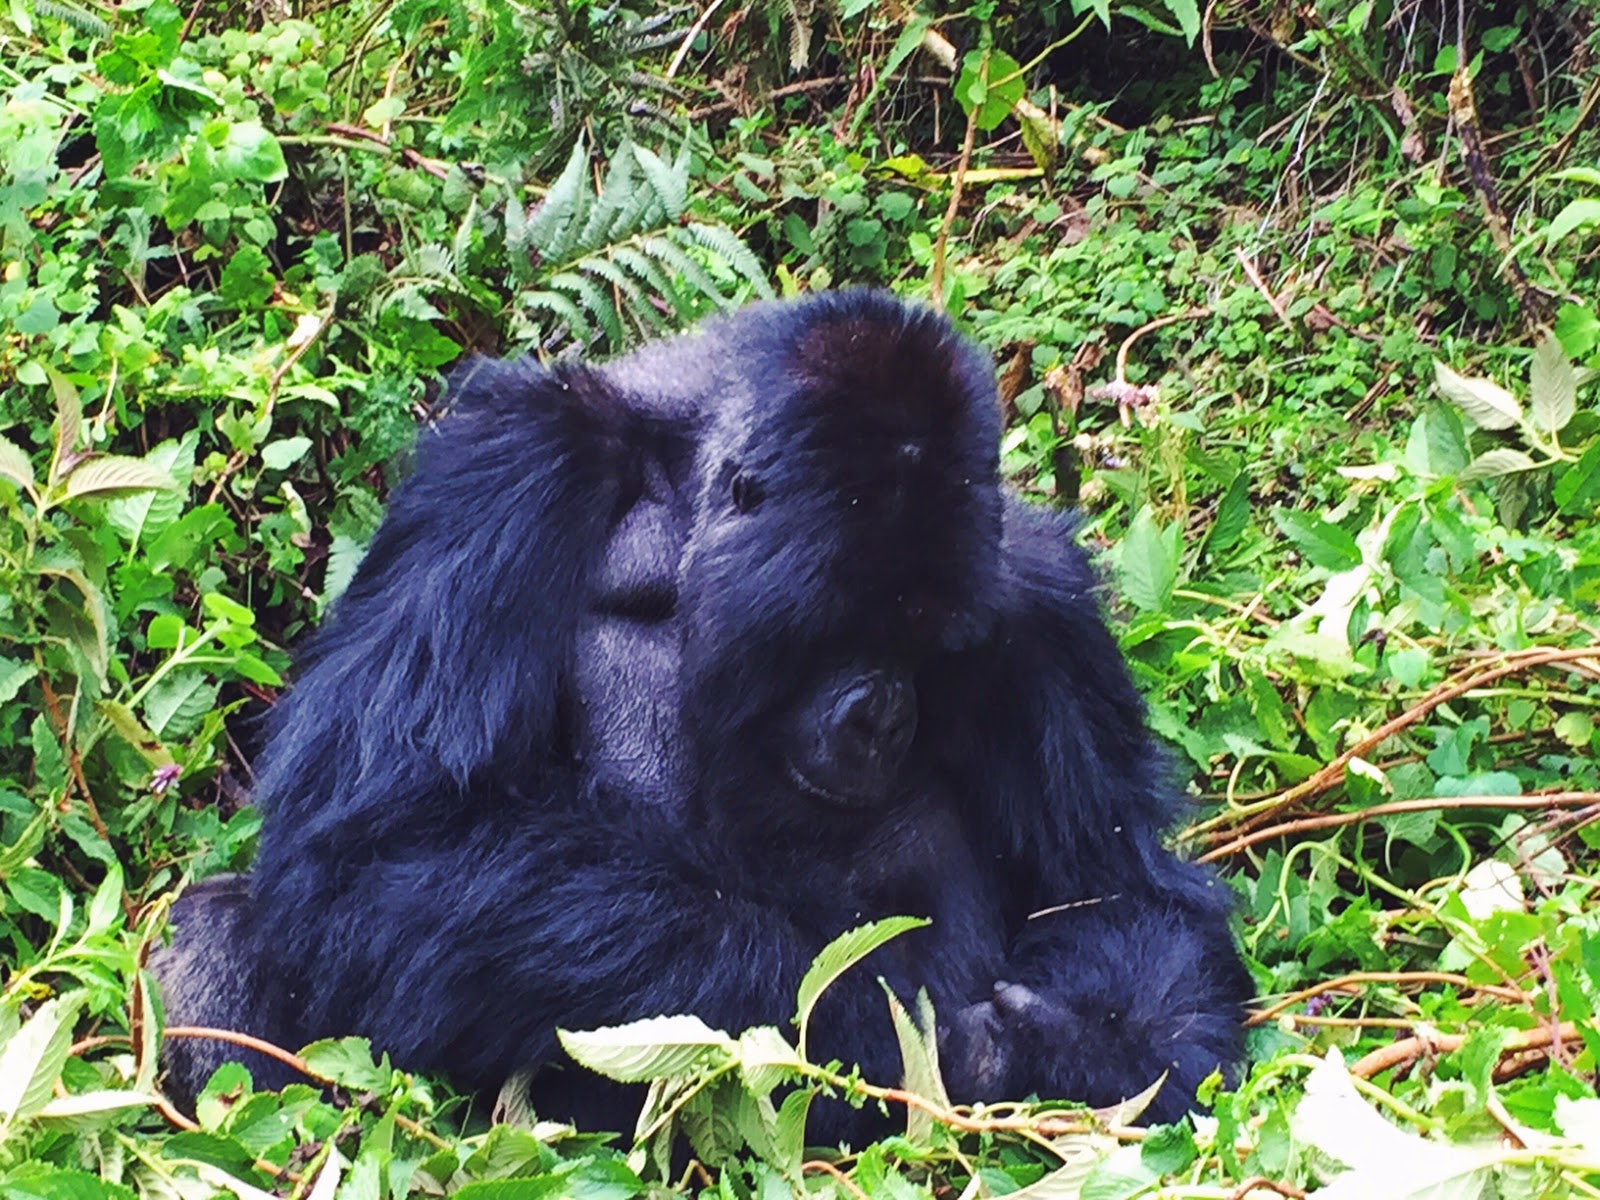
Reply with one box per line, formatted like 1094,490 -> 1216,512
675,292 -> 1003,814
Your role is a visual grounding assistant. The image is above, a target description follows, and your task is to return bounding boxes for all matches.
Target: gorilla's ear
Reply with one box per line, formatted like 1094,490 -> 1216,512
254,359 -> 651,843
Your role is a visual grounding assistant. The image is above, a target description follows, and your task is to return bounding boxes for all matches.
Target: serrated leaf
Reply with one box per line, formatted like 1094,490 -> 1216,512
142,672 -> 219,740
97,700 -> 173,766
736,1025 -> 805,1095
86,864 -> 124,937
884,985 -> 947,1141
1433,360 -> 1522,430
1272,509 -> 1362,571
795,917 -> 928,1052
0,435 -> 36,492
0,658 -> 38,705
0,994 -> 84,1124
36,1089 -> 155,1127
1530,335 -> 1577,433
1457,448 -> 1538,482
64,455 -> 179,499
1118,507 -> 1179,612
557,1013 -> 737,1082
104,431 -> 197,547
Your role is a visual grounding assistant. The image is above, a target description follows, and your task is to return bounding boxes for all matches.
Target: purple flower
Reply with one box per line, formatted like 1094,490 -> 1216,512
151,763 -> 182,796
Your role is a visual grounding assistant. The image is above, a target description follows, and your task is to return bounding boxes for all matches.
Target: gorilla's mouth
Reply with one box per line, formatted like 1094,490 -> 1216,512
784,758 -> 882,808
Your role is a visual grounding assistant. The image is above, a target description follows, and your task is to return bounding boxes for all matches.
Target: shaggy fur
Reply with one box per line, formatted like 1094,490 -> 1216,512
154,291 -> 1248,1141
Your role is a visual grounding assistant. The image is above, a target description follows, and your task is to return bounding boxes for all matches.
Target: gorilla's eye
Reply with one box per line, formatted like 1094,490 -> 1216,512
730,470 -> 764,514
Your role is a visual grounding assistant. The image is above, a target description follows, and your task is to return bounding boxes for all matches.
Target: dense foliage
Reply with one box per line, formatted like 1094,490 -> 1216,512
3,0 -> 1600,1195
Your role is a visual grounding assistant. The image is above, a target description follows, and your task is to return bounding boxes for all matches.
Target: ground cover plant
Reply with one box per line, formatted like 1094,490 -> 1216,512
3,0 -> 1600,1196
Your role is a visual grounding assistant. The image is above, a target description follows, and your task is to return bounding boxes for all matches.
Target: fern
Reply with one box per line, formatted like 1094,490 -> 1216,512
506,141 -> 773,353
33,0 -> 110,37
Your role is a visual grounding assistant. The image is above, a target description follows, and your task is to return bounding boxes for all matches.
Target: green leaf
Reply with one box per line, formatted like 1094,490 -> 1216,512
86,864 -> 124,936
1118,507 -> 1178,612
1141,1121 -> 1199,1174
1272,509 -> 1362,571
212,120 -> 287,183
0,434 -> 36,492
63,455 -> 178,499
557,1013 -> 737,1083
142,671 -> 219,739
1457,448 -> 1537,483
104,431 -> 197,546
1161,0 -> 1201,42
299,1037 -> 390,1090
1202,473 -> 1250,558
0,658 -> 38,706
1433,360 -> 1521,431
49,368 -> 82,479
0,994 -> 84,1125
883,986 -> 946,1141
1529,335 -> 1577,434
260,437 -> 312,471
36,1089 -> 155,1129
794,916 -> 928,1052
954,50 -> 1025,132
1545,197 -> 1600,245
1556,440 -> 1600,515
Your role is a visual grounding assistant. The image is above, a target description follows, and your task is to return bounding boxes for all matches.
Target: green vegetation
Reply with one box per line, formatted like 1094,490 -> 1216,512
3,0 -> 1600,1195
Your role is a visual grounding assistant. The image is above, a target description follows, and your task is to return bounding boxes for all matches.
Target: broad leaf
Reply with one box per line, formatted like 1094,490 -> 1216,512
1457,448 -> 1537,483
64,455 -> 178,499
1118,507 -> 1179,611
558,1013 -> 736,1083
1530,335 -> 1577,433
0,994 -> 84,1125
0,435 -> 36,492
1433,360 -> 1521,430
1272,509 -> 1362,571
104,431 -> 197,547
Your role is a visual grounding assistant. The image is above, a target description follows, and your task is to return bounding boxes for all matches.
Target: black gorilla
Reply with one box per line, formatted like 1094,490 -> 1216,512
156,291 -> 1247,1139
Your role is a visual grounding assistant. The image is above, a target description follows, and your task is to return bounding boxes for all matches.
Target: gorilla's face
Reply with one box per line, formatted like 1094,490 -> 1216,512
778,664 -> 919,807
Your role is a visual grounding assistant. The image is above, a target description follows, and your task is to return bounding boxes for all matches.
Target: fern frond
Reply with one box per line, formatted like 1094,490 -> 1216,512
548,271 -> 623,346
34,0 -> 109,36
578,147 -> 639,250
684,224 -> 775,297
523,289 -> 595,344
643,235 -> 726,307
524,140 -> 590,259
582,255 -> 667,336
632,145 -> 687,221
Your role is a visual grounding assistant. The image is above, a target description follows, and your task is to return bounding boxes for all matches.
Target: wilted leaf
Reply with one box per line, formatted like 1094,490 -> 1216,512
49,367 -> 82,481
558,1013 -> 737,1083
1433,360 -> 1521,431
1530,335 -> 1577,434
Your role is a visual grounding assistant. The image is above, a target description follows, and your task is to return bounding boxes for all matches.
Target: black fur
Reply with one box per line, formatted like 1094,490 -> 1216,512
155,291 -> 1247,1140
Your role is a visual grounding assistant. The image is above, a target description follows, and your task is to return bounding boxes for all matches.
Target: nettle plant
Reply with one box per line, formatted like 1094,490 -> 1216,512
1433,334 -> 1600,517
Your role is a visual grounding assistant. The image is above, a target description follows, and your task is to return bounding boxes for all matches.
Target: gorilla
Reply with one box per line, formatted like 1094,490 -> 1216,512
155,290 -> 1247,1141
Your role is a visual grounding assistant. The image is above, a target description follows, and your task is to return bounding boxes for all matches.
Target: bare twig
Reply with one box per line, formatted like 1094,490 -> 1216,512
1350,1021 -> 1580,1080
1201,792 -> 1600,863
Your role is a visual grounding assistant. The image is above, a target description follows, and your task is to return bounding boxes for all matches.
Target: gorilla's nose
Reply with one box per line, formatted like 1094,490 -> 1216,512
836,671 -> 917,764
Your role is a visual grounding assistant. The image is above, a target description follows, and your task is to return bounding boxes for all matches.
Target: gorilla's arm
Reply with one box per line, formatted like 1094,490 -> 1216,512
251,361 -> 681,851
259,808 -> 916,1123
942,498 -> 1247,1118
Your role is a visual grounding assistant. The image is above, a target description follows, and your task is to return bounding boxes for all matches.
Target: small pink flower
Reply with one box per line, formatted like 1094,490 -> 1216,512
151,764 -> 182,795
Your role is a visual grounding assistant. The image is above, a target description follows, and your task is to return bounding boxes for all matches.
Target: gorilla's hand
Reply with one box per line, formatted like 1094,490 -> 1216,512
940,996 -> 1011,1101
